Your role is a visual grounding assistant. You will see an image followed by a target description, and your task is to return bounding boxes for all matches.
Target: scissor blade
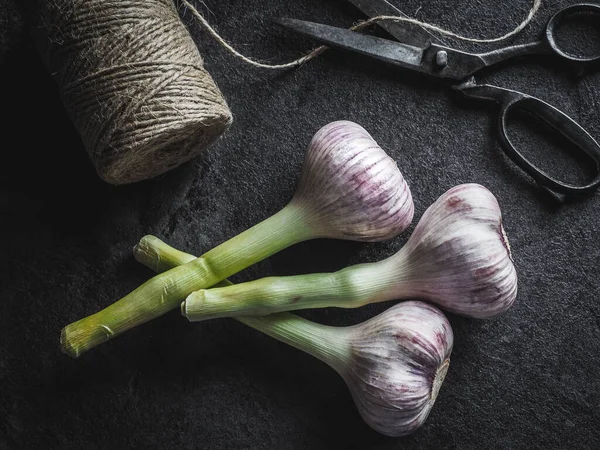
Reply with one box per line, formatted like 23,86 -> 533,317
276,18 -> 425,70
346,0 -> 432,47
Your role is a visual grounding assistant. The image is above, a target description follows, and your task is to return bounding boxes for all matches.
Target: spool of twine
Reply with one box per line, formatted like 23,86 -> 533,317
29,0 -> 232,184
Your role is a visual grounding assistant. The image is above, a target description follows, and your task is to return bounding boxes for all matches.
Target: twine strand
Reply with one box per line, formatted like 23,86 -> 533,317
180,0 -> 542,69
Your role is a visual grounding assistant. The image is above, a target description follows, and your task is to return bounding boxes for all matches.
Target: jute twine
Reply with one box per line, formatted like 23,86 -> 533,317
180,0 -> 542,70
31,0 -> 233,184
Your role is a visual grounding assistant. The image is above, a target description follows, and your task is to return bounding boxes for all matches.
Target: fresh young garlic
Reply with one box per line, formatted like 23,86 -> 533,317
60,120 -> 414,357
182,183 -> 517,320
241,302 -> 452,437
133,237 -> 453,437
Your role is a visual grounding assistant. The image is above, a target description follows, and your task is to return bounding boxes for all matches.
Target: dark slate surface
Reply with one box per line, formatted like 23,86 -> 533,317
0,0 -> 22,64
1,1 -> 600,448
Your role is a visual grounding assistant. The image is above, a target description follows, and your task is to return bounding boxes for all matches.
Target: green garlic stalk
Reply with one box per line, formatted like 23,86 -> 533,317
182,183 -> 517,321
135,236 -> 453,437
60,120 -> 414,357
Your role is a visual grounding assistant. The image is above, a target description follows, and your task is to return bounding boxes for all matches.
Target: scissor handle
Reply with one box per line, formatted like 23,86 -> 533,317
471,3 -> 600,75
456,82 -> 600,199
545,3 -> 600,63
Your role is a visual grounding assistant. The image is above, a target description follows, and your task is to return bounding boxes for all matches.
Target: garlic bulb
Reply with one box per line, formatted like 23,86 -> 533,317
294,120 -> 414,241
60,120 -> 414,357
340,301 -> 452,435
183,183 -> 517,320
240,301 -> 453,437
134,237 -> 453,437
388,183 -> 516,317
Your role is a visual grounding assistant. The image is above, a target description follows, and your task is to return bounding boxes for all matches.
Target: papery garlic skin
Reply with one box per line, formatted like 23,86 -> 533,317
293,120 -> 414,241
340,301 -> 453,437
239,301 -> 453,438
390,183 -> 517,318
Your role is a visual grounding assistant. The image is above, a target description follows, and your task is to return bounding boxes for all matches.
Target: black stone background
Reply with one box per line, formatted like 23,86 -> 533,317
1,0 -> 600,448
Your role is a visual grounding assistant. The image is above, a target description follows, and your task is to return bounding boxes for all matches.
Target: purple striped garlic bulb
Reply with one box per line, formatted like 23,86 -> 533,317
292,120 -> 414,241
341,301 -> 453,436
389,183 -> 517,317
238,300 -> 453,437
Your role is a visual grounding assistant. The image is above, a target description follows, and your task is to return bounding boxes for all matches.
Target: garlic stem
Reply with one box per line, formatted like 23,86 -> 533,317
60,204 -> 311,358
181,259 -> 401,320
236,314 -> 351,371
133,235 -> 196,271
134,236 -> 351,367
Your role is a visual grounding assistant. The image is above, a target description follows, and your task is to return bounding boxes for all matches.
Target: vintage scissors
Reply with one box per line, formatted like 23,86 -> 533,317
276,1 -> 600,200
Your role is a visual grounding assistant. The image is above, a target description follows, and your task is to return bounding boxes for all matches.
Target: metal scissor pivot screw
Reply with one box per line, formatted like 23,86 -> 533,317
435,51 -> 448,68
